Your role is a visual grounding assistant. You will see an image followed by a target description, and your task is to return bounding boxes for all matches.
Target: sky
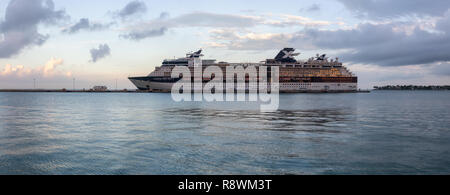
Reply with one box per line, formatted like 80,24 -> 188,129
0,0 -> 449,89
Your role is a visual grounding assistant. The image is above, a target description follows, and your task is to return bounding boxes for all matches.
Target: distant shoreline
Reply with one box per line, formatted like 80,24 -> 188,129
374,85 -> 450,90
0,89 -> 371,93
0,89 -> 141,93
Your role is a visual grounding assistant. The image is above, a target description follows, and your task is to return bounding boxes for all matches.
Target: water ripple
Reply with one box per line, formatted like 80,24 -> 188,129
0,91 -> 449,174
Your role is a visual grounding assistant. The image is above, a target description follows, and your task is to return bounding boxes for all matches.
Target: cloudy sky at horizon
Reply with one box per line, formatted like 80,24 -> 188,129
0,0 -> 449,89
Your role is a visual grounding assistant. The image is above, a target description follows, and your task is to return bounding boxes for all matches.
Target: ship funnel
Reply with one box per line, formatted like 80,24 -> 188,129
187,49 -> 204,58
274,48 -> 299,63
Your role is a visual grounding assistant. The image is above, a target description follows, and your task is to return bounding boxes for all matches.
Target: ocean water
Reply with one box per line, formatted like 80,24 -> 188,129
0,91 -> 449,175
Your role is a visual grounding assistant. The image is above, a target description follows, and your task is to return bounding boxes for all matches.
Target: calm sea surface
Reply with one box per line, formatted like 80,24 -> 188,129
0,91 -> 449,175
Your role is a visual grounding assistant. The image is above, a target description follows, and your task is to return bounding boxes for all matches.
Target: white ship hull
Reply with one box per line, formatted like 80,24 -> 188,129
129,78 -> 357,93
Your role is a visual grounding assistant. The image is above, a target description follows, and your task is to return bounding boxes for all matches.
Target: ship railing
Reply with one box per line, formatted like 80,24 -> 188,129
228,63 -> 264,66
343,67 -> 356,76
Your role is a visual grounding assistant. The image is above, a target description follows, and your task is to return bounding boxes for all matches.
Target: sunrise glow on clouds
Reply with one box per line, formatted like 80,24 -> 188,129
0,0 -> 449,89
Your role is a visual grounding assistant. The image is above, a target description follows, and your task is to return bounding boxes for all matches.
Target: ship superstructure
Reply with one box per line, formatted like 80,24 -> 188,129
129,48 -> 358,92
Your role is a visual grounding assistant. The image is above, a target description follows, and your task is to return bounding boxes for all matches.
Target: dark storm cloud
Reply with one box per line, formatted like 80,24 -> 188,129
63,18 -> 112,34
291,14 -> 450,66
117,1 -> 147,19
213,13 -> 450,67
0,0 -> 67,58
296,23 -> 402,49
90,44 -> 111,63
338,0 -> 450,19
288,0 -> 450,66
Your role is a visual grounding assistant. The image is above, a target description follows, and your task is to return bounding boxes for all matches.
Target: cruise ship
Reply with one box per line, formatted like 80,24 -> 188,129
129,48 -> 358,93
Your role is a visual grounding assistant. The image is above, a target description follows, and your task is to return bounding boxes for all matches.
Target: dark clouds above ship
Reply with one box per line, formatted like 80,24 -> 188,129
291,0 -> 450,67
0,0 -> 67,58
338,0 -> 450,19
206,0 -> 450,68
292,17 -> 450,66
90,44 -> 111,63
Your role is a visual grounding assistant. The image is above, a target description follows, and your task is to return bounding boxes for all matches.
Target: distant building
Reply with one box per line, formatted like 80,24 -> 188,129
92,86 -> 108,91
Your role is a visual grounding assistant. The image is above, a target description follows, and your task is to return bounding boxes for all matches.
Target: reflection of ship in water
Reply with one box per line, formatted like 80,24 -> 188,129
160,107 -> 354,133
129,48 -> 358,92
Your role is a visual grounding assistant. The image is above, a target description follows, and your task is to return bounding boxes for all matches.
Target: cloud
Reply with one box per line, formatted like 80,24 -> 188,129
202,41 -> 227,48
338,0 -> 450,19
0,64 -> 31,77
300,4 -> 320,12
287,2 -> 450,67
116,0 -> 147,19
264,14 -> 330,27
63,18 -> 112,34
166,12 -> 262,28
206,10 -> 450,67
344,63 -> 437,88
121,12 -> 262,40
159,12 -> 170,19
430,62 -> 450,76
0,57 -> 70,78
121,12 -> 330,41
206,29 -> 293,50
291,19 -> 450,66
0,0 -> 67,58
228,33 -> 293,50
42,58 -> 64,77
120,27 -> 167,40
90,44 -> 111,63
